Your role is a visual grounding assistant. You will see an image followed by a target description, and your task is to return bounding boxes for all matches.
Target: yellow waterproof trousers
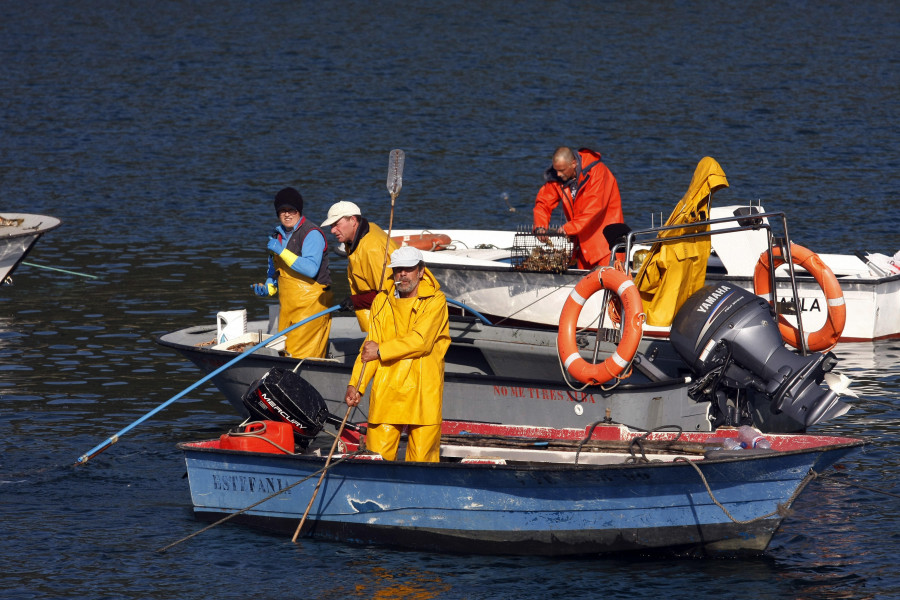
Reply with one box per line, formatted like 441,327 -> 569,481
365,423 -> 441,462
276,265 -> 333,358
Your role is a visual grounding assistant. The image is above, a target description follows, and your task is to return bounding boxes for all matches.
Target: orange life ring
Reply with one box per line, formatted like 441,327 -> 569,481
753,243 -> 845,351
557,268 -> 644,385
391,233 -> 452,252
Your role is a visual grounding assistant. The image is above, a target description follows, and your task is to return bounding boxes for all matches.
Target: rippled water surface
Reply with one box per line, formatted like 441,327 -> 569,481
2,1 -> 898,598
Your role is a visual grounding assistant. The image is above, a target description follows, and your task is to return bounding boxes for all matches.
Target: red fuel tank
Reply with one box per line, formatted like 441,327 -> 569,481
219,421 -> 295,454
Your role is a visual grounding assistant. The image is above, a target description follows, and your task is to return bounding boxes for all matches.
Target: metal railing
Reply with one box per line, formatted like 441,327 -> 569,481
608,207 -> 811,356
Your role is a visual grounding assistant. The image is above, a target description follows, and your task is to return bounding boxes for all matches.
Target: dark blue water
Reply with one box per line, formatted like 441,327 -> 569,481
2,1 -> 898,598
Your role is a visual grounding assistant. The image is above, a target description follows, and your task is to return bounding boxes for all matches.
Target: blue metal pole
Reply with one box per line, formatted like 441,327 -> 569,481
446,298 -> 492,325
23,261 -> 99,279
75,304 -> 341,465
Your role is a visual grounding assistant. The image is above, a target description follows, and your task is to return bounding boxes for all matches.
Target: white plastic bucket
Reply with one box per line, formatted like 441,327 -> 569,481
216,309 -> 247,344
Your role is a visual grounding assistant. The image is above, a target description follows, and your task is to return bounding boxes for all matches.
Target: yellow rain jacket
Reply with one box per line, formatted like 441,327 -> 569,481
634,157 -> 729,326
350,270 -> 450,426
347,222 -> 399,332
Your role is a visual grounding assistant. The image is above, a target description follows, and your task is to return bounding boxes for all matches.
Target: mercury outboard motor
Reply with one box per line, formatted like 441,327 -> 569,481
670,282 -> 850,430
241,368 -> 330,449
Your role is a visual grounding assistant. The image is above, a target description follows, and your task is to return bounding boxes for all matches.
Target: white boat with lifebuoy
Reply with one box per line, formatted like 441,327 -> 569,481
392,205 -> 900,344
0,213 -> 62,284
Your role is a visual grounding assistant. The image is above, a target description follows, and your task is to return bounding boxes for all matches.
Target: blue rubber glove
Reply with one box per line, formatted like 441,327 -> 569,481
252,278 -> 277,297
268,237 -> 300,268
267,236 -> 286,255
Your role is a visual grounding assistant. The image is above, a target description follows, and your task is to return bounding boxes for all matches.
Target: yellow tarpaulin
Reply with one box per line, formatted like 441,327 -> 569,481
633,157 -> 729,326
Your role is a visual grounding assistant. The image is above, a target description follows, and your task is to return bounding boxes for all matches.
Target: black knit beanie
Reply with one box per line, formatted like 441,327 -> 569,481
274,187 -> 303,214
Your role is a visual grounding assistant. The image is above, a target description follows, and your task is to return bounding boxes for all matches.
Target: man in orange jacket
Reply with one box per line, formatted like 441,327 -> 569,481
533,146 -> 624,269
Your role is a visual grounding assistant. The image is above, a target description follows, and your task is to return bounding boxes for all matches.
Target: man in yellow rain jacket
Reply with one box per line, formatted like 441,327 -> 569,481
633,157 -> 729,326
252,187 -> 333,358
344,246 -> 450,462
322,201 -> 399,332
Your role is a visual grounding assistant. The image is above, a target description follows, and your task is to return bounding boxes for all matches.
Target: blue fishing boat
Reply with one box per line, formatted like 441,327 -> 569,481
178,419 -> 862,556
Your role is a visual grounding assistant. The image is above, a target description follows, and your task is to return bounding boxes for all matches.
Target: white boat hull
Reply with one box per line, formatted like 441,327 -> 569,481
428,264 -> 900,342
394,208 -> 900,342
0,213 -> 62,282
158,315 -> 717,433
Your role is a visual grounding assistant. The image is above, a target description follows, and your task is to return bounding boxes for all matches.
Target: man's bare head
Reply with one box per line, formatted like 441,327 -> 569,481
552,147 -> 577,181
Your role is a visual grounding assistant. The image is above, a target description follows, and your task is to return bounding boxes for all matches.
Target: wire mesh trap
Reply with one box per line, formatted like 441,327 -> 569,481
511,225 -> 574,273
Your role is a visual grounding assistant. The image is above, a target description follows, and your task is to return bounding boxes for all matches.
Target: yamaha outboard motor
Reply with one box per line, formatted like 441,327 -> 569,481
670,282 -> 850,430
241,368 -> 330,449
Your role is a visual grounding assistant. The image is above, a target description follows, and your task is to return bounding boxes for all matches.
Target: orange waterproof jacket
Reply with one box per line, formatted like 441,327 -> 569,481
533,148 -> 624,268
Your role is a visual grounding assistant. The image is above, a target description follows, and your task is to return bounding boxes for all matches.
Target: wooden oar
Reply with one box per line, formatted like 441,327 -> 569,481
74,304 -> 341,466
292,149 -> 405,542
290,404 -> 353,542
440,433 -> 711,455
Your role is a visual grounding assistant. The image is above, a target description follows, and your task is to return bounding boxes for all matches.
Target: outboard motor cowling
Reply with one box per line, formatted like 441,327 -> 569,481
241,367 -> 329,449
670,282 -> 850,429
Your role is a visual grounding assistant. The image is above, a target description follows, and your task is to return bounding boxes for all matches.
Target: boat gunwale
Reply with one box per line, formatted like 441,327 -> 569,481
0,214 -> 63,239
425,261 -> 900,285
176,436 -> 864,473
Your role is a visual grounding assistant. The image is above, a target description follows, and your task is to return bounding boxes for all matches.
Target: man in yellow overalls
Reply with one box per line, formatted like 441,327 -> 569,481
252,187 -> 333,358
321,201 -> 399,332
344,247 -> 450,462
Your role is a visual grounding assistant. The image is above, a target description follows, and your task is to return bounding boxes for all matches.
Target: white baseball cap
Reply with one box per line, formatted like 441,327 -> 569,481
321,201 -> 361,227
389,246 -> 425,268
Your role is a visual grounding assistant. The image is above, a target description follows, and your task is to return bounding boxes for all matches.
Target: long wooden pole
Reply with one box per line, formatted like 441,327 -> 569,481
292,149 -> 404,542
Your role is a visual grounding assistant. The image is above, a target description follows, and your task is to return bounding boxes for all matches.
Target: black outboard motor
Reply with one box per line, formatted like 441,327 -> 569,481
241,368 -> 330,449
670,282 -> 850,430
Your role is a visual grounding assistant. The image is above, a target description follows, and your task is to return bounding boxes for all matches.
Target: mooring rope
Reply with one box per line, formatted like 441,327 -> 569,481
818,474 -> 900,499
492,281 -> 571,327
675,456 -> 818,525
157,449 -> 365,553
